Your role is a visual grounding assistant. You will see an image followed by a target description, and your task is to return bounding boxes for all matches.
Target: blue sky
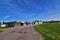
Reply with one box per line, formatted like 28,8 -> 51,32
0,0 -> 60,22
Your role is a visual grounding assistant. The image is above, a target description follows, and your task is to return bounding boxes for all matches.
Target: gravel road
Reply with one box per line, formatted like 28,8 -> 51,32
0,25 -> 44,40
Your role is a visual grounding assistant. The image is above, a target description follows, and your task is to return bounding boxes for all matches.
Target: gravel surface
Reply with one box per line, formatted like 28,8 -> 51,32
0,25 -> 44,40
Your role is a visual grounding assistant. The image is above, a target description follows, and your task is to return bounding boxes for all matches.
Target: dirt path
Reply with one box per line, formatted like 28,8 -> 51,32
0,25 -> 44,40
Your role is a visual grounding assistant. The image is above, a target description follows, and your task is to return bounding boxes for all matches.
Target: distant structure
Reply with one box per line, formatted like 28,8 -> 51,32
31,20 -> 43,25
0,20 -> 24,27
51,20 -> 55,22
0,20 -> 43,27
23,21 -> 31,26
15,20 -> 21,26
0,22 -> 6,27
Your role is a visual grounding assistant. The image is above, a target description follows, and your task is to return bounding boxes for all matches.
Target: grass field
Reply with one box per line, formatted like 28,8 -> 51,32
0,26 -> 12,29
0,26 -> 12,32
34,23 -> 60,40
0,29 -> 4,32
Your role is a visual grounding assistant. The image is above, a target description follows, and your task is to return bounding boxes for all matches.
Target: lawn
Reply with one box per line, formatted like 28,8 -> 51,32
34,23 -> 60,40
0,26 -> 13,29
0,26 -> 13,32
0,29 -> 4,32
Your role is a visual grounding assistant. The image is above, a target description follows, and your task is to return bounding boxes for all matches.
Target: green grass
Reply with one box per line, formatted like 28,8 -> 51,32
0,26 -> 12,32
34,23 -> 60,40
0,29 -> 4,32
0,26 -> 12,29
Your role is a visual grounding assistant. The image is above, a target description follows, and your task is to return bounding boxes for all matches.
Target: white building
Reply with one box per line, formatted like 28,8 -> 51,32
1,24 -> 6,27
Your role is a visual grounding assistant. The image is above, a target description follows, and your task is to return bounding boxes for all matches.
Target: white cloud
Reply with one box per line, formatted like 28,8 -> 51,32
4,16 -> 10,19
